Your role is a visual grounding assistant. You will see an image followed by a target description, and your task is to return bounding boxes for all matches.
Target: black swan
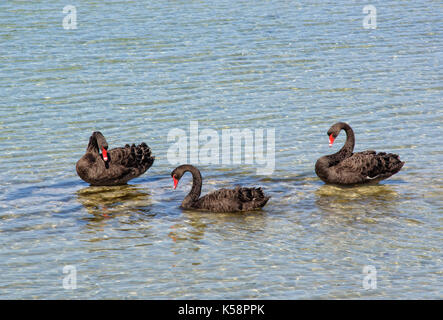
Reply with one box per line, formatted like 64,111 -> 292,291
76,131 -> 154,186
171,164 -> 270,212
315,122 -> 404,185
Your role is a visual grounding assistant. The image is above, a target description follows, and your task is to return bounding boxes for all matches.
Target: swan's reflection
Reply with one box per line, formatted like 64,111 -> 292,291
168,209 -> 268,245
314,183 -> 400,220
168,212 -> 207,244
76,184 -> 153,222
167,210 -> 269,268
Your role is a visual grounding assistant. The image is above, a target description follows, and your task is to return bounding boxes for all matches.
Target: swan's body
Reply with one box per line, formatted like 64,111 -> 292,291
76,132 -> 154,186
315,123 -> 404,185
171,165 -> 270,213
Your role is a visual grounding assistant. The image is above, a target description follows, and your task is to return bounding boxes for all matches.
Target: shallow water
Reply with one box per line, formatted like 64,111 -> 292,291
0,1 -> 442,299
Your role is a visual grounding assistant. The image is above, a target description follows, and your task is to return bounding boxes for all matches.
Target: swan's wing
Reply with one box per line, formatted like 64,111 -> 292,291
199,188 -> 240,201
197,191 -> 243,212
333,151 -> 404,184
76,152 -> 133,186
110,143 -> 154,169
197,187 -> 269,212
107,143 -> 154,180
202,187 -> 266,201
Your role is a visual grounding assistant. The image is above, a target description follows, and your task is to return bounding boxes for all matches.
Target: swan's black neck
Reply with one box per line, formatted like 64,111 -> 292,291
87,135 -> 99,153
180,165 -> 202,206
315,123 -> 356,182
333,123 -> 355,160
86,132 -> 108,153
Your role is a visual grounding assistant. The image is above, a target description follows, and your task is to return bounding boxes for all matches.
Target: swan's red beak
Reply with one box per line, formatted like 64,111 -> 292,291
173,177 -> 178,189
102,148 -> 108,161
329,134 -> 335,147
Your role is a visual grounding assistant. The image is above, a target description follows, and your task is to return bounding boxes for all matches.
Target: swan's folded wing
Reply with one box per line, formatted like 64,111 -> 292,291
335,151 -> 404,184
203,187 -> 266,202
110,143 -> 154,171
197,187 -> 269,212
201,188 -> 240,201
89,143 -> 154,184
197,191 -> 243,212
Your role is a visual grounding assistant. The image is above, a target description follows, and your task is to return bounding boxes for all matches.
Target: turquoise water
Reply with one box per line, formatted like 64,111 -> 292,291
0,0 -> 442,299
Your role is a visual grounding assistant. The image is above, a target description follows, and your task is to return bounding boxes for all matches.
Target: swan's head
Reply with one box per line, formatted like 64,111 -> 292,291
92,131 -> 109,161
171,164 -> 198,189
171,167 -> 183,189
327,122 -> 346,147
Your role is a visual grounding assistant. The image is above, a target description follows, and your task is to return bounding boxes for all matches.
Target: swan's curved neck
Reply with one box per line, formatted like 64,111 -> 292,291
315,123 -> 356,182
87,132 -> 108,154
183,165 -> 202,204
336,123 -> 355,158
327,123 -> 355,163
87,135 -> 99,153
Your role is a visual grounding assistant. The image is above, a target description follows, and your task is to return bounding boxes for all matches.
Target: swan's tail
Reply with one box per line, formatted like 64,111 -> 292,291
124,142 -> 155,171
239,187 -> 270,211
366,152 -> 404,182
379,152 -> 404,175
